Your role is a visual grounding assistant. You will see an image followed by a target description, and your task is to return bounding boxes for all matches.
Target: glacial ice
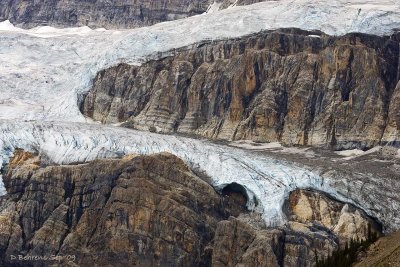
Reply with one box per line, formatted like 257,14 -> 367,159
0,0 -> 399,121
0,120 -> 365,227
0,0 -> 399,228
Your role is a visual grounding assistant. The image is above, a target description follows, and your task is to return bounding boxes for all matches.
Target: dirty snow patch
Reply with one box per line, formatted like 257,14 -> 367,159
230,140 -> 283,150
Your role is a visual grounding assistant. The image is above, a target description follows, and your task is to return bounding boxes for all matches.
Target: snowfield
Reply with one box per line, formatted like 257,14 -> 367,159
0,0 -> 399,228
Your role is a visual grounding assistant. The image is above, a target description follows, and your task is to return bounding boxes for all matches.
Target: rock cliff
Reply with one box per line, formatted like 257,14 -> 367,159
81,29 -> 400,150
0,150 -> 247,266
0,0 -> 266,29
0,150 -> 381,266
286,189 -> 381,246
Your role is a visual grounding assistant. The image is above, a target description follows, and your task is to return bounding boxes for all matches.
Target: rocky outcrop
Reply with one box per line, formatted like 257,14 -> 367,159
212,216 -> 338,267
81,29 -> 400,150
0,0 -> 267,29
382,80 -> 400,145
0,150 -> 248,266
0,150 -> 382,266
286,189 -> 381,246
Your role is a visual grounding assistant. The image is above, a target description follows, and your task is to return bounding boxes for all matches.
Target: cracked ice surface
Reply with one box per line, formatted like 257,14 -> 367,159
0,0 -> 399,228
0,120 -> 359,227
0,0 -> 399,121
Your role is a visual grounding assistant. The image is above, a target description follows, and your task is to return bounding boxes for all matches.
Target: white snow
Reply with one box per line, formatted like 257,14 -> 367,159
0,120 -> 368,227
0,0 -> 399,228
336,147 -> 381,160
206,1 -> 222,13
0,175 -> 4,196
336,149 -> 366,157
308,35 -> 321,38
0,20 -> 21,32
0,0 -> 399,122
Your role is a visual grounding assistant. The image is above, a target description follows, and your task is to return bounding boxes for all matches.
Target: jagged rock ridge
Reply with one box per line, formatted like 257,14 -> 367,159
81,29 -> 400,150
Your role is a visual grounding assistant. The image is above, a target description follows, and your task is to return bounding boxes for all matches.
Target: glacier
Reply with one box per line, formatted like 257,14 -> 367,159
0,0 -> 399,230
0,0 -> 399,121
0,120 -> 383,228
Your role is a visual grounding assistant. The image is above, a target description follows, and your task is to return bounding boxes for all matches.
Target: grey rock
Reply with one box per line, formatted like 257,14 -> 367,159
81,29 -> 400,150
0,0 -> 268,29
0,150 -> 382,267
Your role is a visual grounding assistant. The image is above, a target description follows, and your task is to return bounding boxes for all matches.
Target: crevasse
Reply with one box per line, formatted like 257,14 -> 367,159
0,0 -> 399,121
0,0 -> 399,229
0,120 -> 374,227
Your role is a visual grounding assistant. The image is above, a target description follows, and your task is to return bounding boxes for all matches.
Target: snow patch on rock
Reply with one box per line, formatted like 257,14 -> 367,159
206,1 -> 222,13
230,140 -> 283,150
336,147 -> 381,160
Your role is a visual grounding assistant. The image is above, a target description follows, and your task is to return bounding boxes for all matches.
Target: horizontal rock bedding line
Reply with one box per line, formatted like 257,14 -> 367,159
81,29 -> 400,150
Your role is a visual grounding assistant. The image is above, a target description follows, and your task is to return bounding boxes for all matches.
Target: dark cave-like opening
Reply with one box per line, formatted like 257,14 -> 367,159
221,182 -> 249,212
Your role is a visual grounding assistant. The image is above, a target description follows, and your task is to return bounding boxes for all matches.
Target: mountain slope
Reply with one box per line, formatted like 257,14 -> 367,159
0,0 -> 266,29
0,150 -> 381,267
81,29 -> 400,149
355,231 -> 400,267
0,1 -> 399,122
0,2 -> 399,266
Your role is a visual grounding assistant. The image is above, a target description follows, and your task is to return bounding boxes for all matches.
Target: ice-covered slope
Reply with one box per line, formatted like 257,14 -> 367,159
0,0 -> 399,230
0,120 -> 397,229
0,0 -> 399,121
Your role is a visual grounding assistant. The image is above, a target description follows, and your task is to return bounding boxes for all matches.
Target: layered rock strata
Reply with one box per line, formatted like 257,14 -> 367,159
286,189 -> 381,246
81,29 -> 400,150
0,150 -> 381,267
0,0 -> 266,29
0,150 -> 247,266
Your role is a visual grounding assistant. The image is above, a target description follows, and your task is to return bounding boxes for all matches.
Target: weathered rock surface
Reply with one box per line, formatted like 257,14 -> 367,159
213,216 -> 337,267
0,0 -> 266,29
354,230 -> 400,267
382,80 -> 400,146
0,150 -> 249,266
286,189 -> 381,246
0,150 -> 382,266
81,29 -> 400,150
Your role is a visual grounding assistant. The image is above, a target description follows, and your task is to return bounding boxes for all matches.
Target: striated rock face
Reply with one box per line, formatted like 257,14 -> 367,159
0,151 -> 247,266
210,189 -> 383,267
212,216 -> 337,267
0,150 -> 382,267
0,0 -> 267,29
81,29 -> 400,150
383,80 -> 400,145
286,189 -> 381,246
